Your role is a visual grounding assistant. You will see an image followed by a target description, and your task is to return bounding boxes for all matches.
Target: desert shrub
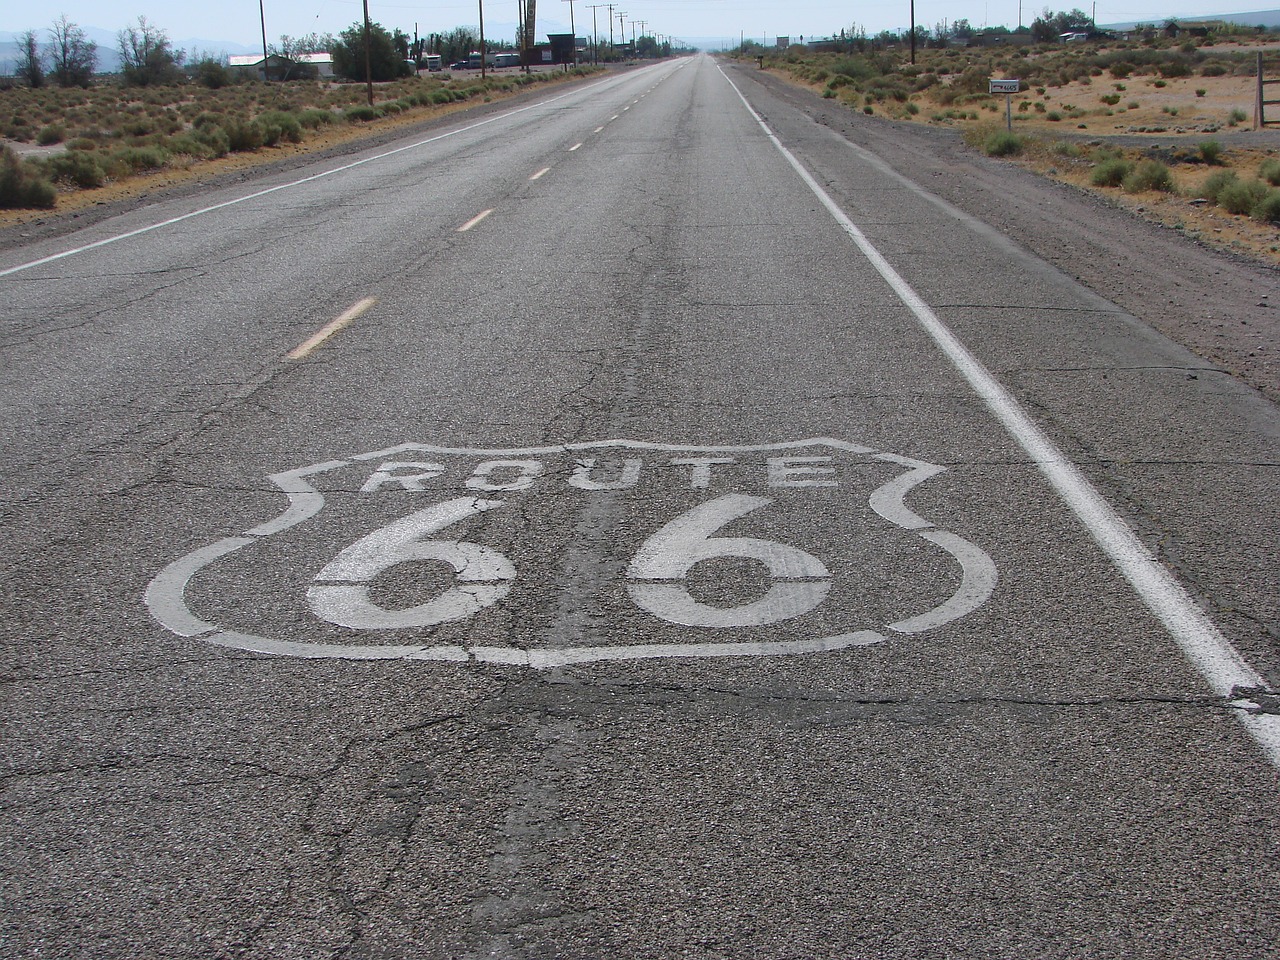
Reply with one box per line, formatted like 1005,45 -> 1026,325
223,119 -> 264,152
0,148 -> 56,209
298,108 -> 336,128
1100,93 -> 1121,105
1259,158 -> 1280,185
1252,190 -> 1280,223
256,110 -> 303,144
1198,140 -> 1223,164
1122,159 -> 1173,193
1091,157 -> 1134,186
107,145 -> 169,174
1199,169 -> 1238,202
1047,111 -> 1063,121
1109,61 -> 1134,78
343,104 -> 381,122
1228,108 -> 1246,126
1200,62 -> 1227,76
37,125 -> 66,145
1218,178 -> 1269,214
984,131 -> 1024,156
41,149 -> 106,187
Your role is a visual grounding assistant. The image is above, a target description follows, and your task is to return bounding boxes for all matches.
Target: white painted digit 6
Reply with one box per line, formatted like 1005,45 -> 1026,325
625,494 -> 830,627
308,498 -> 514,629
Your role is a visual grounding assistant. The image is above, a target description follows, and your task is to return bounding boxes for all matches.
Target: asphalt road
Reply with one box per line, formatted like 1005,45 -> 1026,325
2,55 -> 1278,958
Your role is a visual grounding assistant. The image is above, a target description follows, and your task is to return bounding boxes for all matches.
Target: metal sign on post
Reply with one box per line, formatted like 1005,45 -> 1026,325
990,78 -> 1021,132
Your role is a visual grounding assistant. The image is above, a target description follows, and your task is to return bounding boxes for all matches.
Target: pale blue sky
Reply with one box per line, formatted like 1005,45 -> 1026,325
2,0 -> 1274,48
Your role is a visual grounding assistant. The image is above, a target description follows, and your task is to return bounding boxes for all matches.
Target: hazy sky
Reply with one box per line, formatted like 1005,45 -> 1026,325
2,0 -> 1274,48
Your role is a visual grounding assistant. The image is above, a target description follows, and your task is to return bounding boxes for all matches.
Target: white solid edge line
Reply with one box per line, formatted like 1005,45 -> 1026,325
718,64 -> 1280,769
0,72 -> 640,280
287,296 -> 377,360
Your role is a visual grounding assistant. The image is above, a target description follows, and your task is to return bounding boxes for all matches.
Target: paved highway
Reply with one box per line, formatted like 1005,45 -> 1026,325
2,54 -> 1278,958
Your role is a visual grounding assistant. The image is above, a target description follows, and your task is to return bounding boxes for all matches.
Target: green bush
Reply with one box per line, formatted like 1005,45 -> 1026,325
1198,139 -> 1223,164
0,147 -> 56,209
42,150 -> 106,187
1199,169 -> 1238,203
1227,108 -> 1246,126
36,125 -> 66,145
107,145 -> 169,175
1260,158 -> 1280,186
298,108 -> 336,128
343,104 -> 381,123
257,110 -> 303,145
1218,178 -> 1268,214
983,130 -> 1024,156
1091,157 -> 1134,187
1252,189 -> 1280,223
224,120 -> 264,152
1122,159 -> 1173,193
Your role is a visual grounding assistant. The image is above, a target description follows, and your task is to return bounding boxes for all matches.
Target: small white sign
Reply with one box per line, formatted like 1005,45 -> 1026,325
989,78 -> 1021,95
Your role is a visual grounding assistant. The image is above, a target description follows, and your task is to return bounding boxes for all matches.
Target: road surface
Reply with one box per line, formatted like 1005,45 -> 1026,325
2,54 -> 1278,958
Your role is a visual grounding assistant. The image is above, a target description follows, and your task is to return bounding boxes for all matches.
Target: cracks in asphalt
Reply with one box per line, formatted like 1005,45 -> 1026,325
522,672 -> 1280,719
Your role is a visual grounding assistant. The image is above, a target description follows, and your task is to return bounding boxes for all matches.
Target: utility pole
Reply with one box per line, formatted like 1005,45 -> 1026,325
259,0 -> 270,82
563,0 -> 577,64
362,0 -> 374,105
478,0 -> 487,77
909,0 -> 916,64
587,3 -> 605,64
617,11 -> 627,56
606,2 -> 616,57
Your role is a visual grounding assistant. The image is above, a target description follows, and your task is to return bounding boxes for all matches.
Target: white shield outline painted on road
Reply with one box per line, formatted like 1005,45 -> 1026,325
144,438 -> 997,667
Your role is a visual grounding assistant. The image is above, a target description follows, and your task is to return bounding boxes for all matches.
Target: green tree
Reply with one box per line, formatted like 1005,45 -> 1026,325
49,16 -> 97,88
331,21 -> 413,81
15,30 -> 46,88
118,16 -> 184,85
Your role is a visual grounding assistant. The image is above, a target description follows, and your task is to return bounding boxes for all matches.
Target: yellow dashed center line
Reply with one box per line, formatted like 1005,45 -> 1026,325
288,297 -> 378,360
458,209 -> 494,232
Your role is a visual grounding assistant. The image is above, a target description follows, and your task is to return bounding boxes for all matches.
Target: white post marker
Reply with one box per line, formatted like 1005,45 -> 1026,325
989,78 -> 1021,132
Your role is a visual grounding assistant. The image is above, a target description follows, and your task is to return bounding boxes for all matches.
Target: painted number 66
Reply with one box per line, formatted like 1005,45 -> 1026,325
307,494 -> 831,631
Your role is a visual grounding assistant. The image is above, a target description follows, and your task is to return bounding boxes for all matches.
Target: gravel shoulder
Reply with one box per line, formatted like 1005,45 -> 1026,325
734,61 -> 1278,404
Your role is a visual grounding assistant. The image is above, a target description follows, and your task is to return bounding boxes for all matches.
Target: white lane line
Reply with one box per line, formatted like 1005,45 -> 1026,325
610,114 -> 619,120
530,167 -> 551,180
569,142 -> 583,151
287,296 -> 377,360
721,66 -> 1280,769
593,125 -> 605,133
0,76 -> 630,280
457,208 -> 493,232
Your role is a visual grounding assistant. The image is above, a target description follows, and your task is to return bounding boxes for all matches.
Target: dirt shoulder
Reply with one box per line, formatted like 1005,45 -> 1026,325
735,62 -> 1278,404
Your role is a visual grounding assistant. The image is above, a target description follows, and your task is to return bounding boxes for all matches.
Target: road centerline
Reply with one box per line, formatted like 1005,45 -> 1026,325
458,209 -> 494,232
287,297 -> 377,360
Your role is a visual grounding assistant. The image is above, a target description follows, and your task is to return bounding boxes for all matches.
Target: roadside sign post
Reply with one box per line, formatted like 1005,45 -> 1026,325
989,78 -> 1020,133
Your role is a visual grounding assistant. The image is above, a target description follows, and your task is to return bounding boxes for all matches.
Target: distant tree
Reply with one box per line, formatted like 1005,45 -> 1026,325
118,17 -> 184,85
189,53 -> 231,88
330,21 -> 412,82
49,16 -> 97,87
15,30 -> 46,88
1031,7 -> 1094,41
392,28 -> 411,61
436,27 -> 480,65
